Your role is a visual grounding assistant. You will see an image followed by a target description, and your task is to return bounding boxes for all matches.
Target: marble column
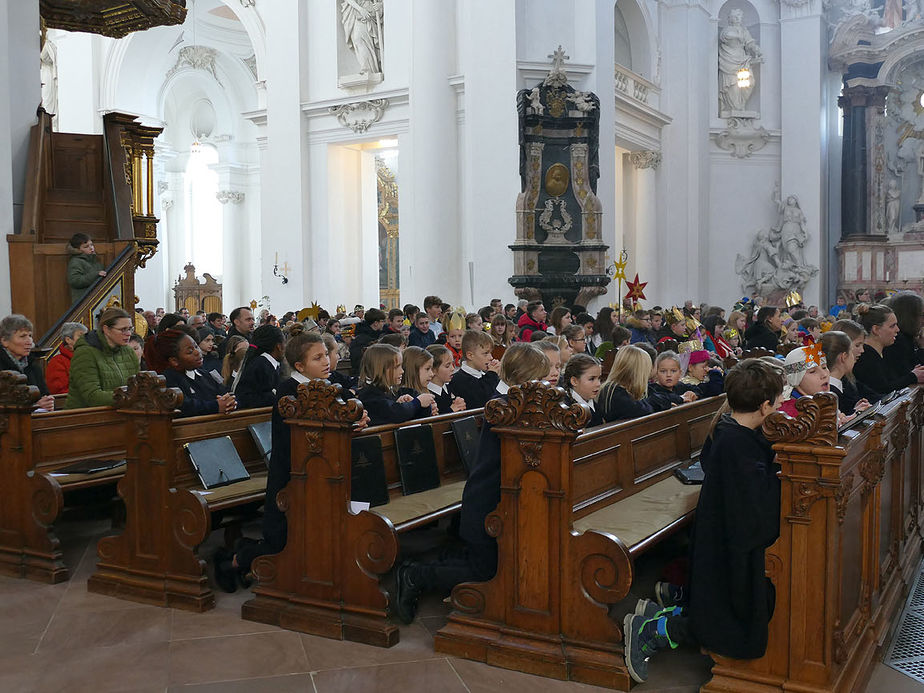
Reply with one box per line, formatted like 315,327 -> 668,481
0,0 -> 40,314
838,84 -> 888,239
216,189 -> 244,310
404,0 -> 459,303
630,150 -> 660,301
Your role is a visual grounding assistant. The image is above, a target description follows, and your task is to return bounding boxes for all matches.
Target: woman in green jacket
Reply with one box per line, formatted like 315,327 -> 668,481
65,307 -> 139,409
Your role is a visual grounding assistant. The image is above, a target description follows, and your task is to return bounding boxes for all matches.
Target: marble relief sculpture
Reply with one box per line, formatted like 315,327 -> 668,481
40,37 -> 58,120
886,178 -> 901,235
340,0 -> 383,76
718,9 -> 763,117
736,186 -> 819,298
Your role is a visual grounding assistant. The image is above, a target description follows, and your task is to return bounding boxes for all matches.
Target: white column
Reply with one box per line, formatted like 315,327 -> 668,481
260,0 -> 309,311
780,0 -> 826,307
403,0 -> 460,304
658,0 -> 712,305
52,30 -> 107,135
216,189 -> 244,310
630,150 -> 660,300
0,0 -> 40,315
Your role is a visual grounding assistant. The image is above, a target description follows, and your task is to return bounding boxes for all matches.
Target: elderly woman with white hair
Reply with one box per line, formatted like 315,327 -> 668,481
45,321 -> 87,394
0,314 -> 55,410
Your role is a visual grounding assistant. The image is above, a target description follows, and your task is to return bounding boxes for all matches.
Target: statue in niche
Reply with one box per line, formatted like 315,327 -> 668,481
718,9 -> 763,117
735,185 -> 818,298
340,0 -> 384,76
886,178 -> 901,234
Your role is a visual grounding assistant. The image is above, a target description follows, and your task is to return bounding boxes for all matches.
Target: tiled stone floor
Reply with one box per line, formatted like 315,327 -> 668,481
0,512 -> 918,692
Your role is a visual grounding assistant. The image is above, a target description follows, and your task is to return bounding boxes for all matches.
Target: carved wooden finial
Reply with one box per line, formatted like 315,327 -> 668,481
763,392 -> 839,446
0,370 -> 40,409
278,379 -> 364,424
113,371 -> 183,413
485,380 -> 589,432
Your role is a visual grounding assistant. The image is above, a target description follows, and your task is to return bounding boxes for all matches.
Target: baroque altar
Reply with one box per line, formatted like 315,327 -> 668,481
508,47 -> 610,308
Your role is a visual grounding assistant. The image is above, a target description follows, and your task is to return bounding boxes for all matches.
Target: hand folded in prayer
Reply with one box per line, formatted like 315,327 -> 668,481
217,393 -> 236,414
450,396 -> 467,412
486,358 -> 501,373
36,394 -> 55,411
353,410 -> 371,431
837,411 -> 854,427
98,270 -> 107,277
396,394 -> 414,404
854,399 -> 872,412
417,393 -> 436,410
681,391 -> 697,403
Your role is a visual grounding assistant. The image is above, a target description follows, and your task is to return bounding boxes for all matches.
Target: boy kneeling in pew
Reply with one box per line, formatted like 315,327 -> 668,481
624,358 -> 784,683
393,343 -> 551,623
216,332 -> 370,591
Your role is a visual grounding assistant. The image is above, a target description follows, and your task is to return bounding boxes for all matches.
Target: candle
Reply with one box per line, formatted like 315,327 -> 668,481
275,252 -> 278,265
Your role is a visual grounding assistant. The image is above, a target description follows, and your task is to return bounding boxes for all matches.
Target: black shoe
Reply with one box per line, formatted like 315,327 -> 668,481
213,547 -> 239,593
393,562 -> 421,625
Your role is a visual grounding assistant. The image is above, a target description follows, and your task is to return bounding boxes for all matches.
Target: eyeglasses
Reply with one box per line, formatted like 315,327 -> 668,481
109,326 -> 134,334
570,338 -> 586,345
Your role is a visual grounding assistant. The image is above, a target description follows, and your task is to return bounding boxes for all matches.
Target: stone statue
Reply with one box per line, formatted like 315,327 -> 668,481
735,186 -> 818,299
718,9 -> 763,117
340,0 -> 383,76
40,37 -> 58,119
886,178 -> 901,234
528,87 -> 544,115
917,141 -> 924,205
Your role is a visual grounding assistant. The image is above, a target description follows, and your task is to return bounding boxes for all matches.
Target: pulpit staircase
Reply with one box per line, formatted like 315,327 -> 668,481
7,109 -> 163,353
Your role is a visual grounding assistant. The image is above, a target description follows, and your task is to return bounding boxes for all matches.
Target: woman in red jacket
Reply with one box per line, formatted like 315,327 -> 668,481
46,322 -> 87,394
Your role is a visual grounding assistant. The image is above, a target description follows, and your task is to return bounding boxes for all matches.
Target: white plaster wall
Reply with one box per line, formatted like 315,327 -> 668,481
0,0 -> 40,316
52,31 -> 109,135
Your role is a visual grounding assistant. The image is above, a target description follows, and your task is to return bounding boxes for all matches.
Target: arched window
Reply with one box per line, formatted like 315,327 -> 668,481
183,143 -> 222,278
615,6 -> 633,71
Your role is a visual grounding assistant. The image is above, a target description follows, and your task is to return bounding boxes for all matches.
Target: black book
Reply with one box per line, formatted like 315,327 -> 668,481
451,416 -> 479,475
54,458 -> 124,476
350,436 -> 390,507
394,424 -> 441,495
248,421 -> 273,467
184,437 -> 251,489
674,460 -> 704,485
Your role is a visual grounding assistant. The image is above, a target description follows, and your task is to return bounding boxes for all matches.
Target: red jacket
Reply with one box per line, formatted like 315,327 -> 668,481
517,313 -> 548,342
46,345 -> 74,394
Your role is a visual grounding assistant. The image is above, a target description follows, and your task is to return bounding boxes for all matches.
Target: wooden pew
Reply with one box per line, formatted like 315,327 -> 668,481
434,382 -> 725,689
703,388 -> 923,693
0,370 -> 126,583
87,372 -> 271,611
241,380 -> 481,647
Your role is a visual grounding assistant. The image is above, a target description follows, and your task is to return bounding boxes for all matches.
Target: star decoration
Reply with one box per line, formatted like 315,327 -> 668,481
303,301 -> 322,322
804,341 -> 824,366
249,299 -> 257,311
625,274 -> 647,302
610,256 -> 628,282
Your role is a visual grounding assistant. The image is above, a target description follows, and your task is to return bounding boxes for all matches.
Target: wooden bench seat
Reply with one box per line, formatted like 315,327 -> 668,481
434,382 -> 726,690
87,372 -> 272,612
572,475 -> 699,557
241,380 -> 482,647
0,371 -> 127,583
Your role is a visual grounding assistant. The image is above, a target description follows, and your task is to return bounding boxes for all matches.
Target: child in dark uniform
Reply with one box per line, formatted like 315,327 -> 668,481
448,329 -> 501,409
426,344 -> 467,414
562,353 -> 603,427
355,343 -> 437,425
623,358 -> 784,683
393,343 -> 550,623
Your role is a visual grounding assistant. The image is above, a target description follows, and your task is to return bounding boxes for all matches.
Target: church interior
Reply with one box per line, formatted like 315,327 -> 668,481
1,0 -> 924,691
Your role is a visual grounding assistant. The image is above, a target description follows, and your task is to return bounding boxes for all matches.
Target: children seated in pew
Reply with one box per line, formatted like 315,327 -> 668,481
234,325 -> 285,409
426,344 -> 466,413
379,332 -> 407,351
448,330 -> 501,409
151,327 -> 237,417
217,332 -> 370,592
821,330 -> 873,415
399,346 -> 443,418
778,344 -> 830,418
221,335 -> 249,389
443,311 -> 466,367
562,353 -> 603,426
677,340 -> 725,394
854,303 -> 924,395
322,333 -> 356,393
356,343 -> 437,425
393,342 -> 551,623
534,339 -> 561,386
598,345 -> 673,422
623,359 -> 785,683
408,312 -> 436,349
648,352 -> 702,405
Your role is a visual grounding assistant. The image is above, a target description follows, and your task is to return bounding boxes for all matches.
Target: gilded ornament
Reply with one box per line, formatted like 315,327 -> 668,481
544,163 -> 570,198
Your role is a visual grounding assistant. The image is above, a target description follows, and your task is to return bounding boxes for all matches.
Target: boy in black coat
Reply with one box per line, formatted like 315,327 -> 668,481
623,358 -> 785,684
447,330 -> 500,409
234,325 -> 285,409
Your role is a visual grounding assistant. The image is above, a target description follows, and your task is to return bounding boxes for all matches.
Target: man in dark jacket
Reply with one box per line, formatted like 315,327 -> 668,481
623,359 -> 785,684
349,308 -> 386,373
218,306 -> 255,358
516,300 -> 548,341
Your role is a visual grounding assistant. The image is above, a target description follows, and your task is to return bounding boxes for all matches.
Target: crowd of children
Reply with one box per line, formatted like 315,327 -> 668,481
1,242 -> 918,683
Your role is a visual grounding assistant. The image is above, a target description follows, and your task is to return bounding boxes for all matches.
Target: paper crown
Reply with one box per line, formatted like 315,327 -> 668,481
336,305 -> 347,314
403,318 -> 412,327
445,310 -> 466,332
785,291 -> 802,308
733,297 -> 753,312
297,302 -> 322,323
678,339 -> 705,354
665,307 -> 685,325
782,342 -> 826,376
723,327 -> 740,340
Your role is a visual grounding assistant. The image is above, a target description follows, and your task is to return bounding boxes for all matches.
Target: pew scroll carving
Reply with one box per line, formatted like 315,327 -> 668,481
762,392 -> 839,445
279,380 -> 363,424
486,380 -> 589,431
0,370 -> 40,409
113,370 -> 182,413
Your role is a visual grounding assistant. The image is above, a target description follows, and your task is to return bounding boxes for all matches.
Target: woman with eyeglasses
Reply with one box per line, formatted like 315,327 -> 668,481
65,307 -> 140,409
562,324 -> 589,358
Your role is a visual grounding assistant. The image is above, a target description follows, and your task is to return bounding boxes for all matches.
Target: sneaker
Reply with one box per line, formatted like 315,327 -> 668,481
654,581 -> 685,608
634,598 -> 682,619
623,614 -> 675,684
393,562 -> 421,625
